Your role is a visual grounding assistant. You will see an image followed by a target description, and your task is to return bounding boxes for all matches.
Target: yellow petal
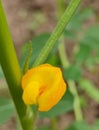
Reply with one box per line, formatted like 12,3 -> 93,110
38,78 -> 66,111
22,81 -> 40,105
22,64 -> 67,111
22,64 -> 51,90
22,64 -> 62,90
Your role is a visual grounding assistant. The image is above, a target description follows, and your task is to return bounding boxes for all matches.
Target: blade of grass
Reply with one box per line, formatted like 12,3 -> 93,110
0,1 -> 33,130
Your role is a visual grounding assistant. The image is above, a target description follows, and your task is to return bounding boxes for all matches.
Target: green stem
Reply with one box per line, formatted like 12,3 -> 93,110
0,1 -> 33,130
50,118 -> 58,130
57,0 -> 83,121
33,0 -> 81,67
23,41 -> 32,74
57,0 -> 69,69
50,1 -> 67,129
33,107 -> 39,130
69,80 -> 83,121
58,37 -> 83,122
58,36 -> 69,68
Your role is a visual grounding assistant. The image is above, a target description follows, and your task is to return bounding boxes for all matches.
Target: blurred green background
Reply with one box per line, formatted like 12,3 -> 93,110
0,0 -> 99,130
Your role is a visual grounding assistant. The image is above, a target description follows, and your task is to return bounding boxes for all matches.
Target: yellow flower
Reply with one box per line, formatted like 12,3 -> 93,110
22,64 -> 66,111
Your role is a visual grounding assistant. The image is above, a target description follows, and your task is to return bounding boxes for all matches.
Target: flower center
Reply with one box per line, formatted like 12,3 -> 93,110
39,86 -> 46,96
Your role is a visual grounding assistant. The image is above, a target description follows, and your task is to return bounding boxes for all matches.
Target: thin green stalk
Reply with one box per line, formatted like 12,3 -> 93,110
23,41 -> 32,74
33,0 -> 81,67
50,1 -> 68,129
50,118 -> 58,130
69,81 -> 83,121
57,0 -> 83,121
58,36 -> 69,68
0,1 -> 33,130
58,39 -> 83,121
58,38 -> 83,122
32,107 -> 39,130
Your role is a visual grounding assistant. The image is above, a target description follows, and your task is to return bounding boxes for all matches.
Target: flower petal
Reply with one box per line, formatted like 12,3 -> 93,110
22,64 -> 62,90
22,81 -> 40,105
22,64 -> 67,111
38,78 -> 66,111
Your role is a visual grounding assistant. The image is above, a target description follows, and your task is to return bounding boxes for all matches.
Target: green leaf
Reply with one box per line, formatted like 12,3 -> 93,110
63,65 -> 82,81
80,26 -> 99,51
64,30 -> 76,40
93,120 -> 99,130
20,33 -> 50,68
0,98 -> 14,125
39,89 -> 74,118
85,25 -> 99,42
67,14 -> 82,31
20,33 -> 59,69
66,121 -> 91,130
77,8 -> 94,22
74,25 -> 99,67
47,54 -> 61,66
79,79 -> 99,102
81,37 -> 99,51
85,54 -> 99,69
67,8 -> 94,31
75,43 -> 91,65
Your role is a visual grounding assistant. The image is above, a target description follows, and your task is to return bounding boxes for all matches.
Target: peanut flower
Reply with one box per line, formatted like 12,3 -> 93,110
22,64 -> 66,111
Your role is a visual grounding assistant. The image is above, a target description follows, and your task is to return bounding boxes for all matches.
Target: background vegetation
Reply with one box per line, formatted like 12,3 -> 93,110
0,0 -> 99,130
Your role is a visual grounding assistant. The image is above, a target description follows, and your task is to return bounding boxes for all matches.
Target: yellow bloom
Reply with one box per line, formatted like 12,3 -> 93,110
22,64 -> 66,111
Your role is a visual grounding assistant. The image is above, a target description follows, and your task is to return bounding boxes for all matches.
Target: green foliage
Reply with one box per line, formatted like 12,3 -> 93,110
79,25 -> 99,51
1,0 -> 99,129
37,126 -> 50,130
66,121 -> 91,130
39,89 -> 74,118
64,8 -> 99,70
64,30 -> 76,40
47,54 -> 61,66
20,33 -> 59,69
79,79 -> 99,102
66,120 -> 99,130
63,65 -> 82,81
66,8 -> 94,31
74,25 -> 99,68
75,44 -> 92,65
18,5 -> 99,130
93,120 -> 99,130
85,25 -> 99,45
20,33 -> 50,68
0,98 -> 14,125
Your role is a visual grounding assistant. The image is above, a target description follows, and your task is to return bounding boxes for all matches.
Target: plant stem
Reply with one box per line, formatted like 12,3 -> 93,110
33,0 -> 81,67
57,0 -> 83,121
58,37 -> 83,122
0,1 -> 33,130
69,80 -> 83,121
58,36 -> 70,68
23,41 -> 32,74
50,118 -> 58,130
32,107 -> 39,130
